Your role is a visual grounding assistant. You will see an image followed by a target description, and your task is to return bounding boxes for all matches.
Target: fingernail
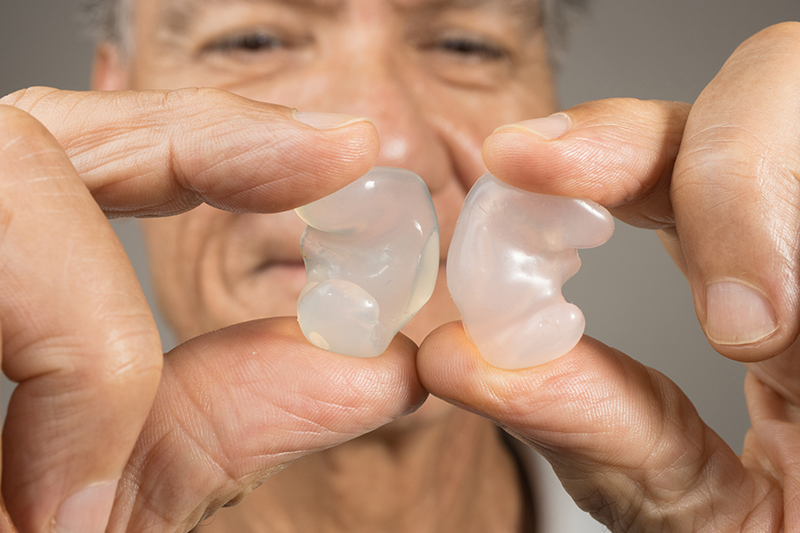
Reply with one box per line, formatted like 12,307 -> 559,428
495,113 -> 571,140
706,281 -> 778,345
55,480 -> 118,533
293,111 -> 372,130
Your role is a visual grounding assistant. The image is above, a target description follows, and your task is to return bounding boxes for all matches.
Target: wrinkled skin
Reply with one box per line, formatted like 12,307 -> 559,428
0,0 -> 799,530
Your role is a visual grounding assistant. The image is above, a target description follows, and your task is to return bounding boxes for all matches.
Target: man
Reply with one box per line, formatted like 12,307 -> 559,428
0,0 -> 798,531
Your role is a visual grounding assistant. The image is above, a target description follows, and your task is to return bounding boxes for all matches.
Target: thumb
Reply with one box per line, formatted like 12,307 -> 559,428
418,323 -> 776,531
670,24 -> 800,361
109,318 -> 426,532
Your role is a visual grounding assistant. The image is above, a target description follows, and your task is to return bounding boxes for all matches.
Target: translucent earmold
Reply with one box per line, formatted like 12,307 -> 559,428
296,167 -> 440,358
447,173 -> 614,369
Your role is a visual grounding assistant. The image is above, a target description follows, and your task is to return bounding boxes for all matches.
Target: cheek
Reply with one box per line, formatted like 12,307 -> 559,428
223,212 -> 310,320
140,215 -> 199,337
142,207 -> 314,340
140,208 -> 237,339
140,216 -> 191,291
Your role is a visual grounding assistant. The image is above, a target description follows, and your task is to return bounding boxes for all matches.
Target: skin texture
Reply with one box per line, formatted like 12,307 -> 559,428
0,1 -> 798,532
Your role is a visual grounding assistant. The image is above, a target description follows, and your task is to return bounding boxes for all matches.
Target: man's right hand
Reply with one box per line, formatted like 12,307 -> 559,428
0,87 -> 426,533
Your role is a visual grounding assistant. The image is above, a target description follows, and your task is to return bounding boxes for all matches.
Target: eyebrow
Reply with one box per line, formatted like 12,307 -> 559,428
159,0 -> 339,37
399,0 -> 541,28
158,0 -> 541,38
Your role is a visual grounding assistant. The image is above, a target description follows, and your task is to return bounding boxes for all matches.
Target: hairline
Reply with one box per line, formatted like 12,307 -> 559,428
81,0 -> 586,64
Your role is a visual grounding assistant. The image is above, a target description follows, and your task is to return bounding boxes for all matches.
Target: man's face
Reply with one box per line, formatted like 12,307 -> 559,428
124,0 -> 556,342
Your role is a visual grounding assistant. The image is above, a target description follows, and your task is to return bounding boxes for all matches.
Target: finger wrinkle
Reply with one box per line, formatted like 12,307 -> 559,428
0,133 -> 26,154
66,123 -> 168,168
681,124 -> 772,171
169,352 -> 357,468
0,200 -> 12,245
193,148 -> 290,204
175,128 -> 291,198
127,426 -> 224,531
0,86 -> 61,115
563,136 -> 656,205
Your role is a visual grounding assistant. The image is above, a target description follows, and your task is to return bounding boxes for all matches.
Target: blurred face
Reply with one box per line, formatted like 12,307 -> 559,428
127,0 -> 556,343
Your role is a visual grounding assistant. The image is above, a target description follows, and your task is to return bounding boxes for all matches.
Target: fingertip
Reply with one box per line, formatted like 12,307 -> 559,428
417,323 -> 624,426
482,99 -> 691,215
482,106 -> 614,201
418,321 -> 474,387
280,113 -> 381,208
293,110 -> 380,165
163,93 -> 383,214
481,121 -> 557,189
418,321 -> 565,405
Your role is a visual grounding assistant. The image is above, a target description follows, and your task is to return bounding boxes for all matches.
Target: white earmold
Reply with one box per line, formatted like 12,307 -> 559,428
296,167 -> 440,358
447,173 -> 614,369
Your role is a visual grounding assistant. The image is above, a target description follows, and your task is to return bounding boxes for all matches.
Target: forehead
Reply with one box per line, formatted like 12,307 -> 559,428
149,0 -> 540,10
144,0 -> 542,32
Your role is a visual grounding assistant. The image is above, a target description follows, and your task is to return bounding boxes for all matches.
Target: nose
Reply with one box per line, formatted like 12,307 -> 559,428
310,43 -> 476,196
325,57 -> 483,258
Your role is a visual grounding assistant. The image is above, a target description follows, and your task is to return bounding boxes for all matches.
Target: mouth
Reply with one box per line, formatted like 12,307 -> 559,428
251,259 -> 308,302
257,259 -> 306,276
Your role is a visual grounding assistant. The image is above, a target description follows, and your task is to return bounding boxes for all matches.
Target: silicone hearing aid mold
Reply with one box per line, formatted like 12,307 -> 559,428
296,167 -> 440,358
447,173 -> 614,369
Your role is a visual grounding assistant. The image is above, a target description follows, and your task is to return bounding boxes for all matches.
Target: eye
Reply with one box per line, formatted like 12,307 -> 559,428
416,29 -> 515,89
435,37 -> 506,60
202,30 -> 286,56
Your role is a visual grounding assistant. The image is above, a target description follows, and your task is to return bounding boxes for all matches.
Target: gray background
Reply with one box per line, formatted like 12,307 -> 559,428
0,0 -> 797,452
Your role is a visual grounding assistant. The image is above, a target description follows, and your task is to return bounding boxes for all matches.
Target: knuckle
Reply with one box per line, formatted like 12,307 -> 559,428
731,22 -> 800,65
163,86 -> 229,114
13,321 -> 163,390
752,21 -> 800,49
162,86 -> 291,122
675,134 -> 799,211
676,124 -> 766,184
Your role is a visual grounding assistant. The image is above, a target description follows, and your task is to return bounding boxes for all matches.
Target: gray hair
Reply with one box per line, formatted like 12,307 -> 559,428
81,0 -> 133,55
543,0 -> 588,65
81,0 -> 587,64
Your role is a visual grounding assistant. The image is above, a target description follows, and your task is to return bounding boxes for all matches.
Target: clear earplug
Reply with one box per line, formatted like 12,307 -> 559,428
296,167 -> 440,357
447,173 -> 614,369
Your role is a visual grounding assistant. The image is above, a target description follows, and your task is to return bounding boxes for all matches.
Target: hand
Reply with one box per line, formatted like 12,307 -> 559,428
0,87 -> 425,532
419,22 -> 800,531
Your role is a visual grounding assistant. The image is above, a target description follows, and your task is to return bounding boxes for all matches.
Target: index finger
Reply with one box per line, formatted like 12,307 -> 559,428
0,87 -> 380,217
482,97 -> 690,230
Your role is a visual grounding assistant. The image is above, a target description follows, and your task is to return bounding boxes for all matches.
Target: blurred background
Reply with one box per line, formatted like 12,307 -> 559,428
0,0 -> 797,452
